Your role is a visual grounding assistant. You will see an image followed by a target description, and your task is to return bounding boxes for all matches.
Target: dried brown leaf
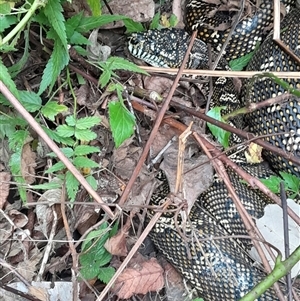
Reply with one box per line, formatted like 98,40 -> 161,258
21,143 -> 37,184
113,258 -> 164,298
0,171 -> 11,209
104,229 -> 128,256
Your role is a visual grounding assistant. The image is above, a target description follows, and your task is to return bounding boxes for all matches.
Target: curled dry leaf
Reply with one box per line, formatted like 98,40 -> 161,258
104,229 -> 128,257
21,143 -> 37,185
0,171 -> 11,209
113,258 -> 164,299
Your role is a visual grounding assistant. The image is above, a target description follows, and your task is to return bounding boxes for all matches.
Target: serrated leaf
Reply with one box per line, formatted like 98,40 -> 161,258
74,145 -> 100,156
150,12 -> 161,29
41,101 -> 68,121
74,129 -> 97,142
9,130 -> 28,151
77,15 -> 128,33
108,101 -> 136,148
82,223 -> 109,250
73,116 -> 101,129
42,126 -> 75,146
47,147 -> 74,158
43,0 -> 67,49
56,124 -> 75,137
260,176 -> 281,194
103,56 -> 148,74
69,31 -> 90,46
207,107 -> 230,148
73,156 -> 99,168
65,171 -> 79,201
46,161 -> 66,174
123,18 -> 144,33
30,182 -> 62,190
279,172 -> 300,193
65,12 -> 83,39
0,58 -> 20,98
80,261 -> 100,280
99,69 -> 112,88
19,91 -> 42,112
0,15 -> 17,33
38,37 -> 69,95
97,267 -> 115,284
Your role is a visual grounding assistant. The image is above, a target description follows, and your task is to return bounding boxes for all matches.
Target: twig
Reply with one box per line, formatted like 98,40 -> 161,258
281,182 -> 293,301
60,185 -> 78,301
36,207 -> 58,281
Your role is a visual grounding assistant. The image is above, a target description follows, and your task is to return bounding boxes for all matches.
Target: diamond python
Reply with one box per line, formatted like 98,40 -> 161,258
128,1 -> 300,300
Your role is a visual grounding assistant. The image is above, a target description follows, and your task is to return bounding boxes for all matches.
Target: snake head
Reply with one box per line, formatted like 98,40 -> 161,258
127,28 -> 208,69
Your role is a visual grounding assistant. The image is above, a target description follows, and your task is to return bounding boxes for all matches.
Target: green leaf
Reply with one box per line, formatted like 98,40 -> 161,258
229,43 -> 260,71
169,14 -> 178,27
9,130 -> 28,151
65,171 -> 79,202
260,176 -> 281,194
47,147 -> 74,158
150,12 -> 160,30
9,150 -> 27,201
69,31 -> 90,46
0,58 -> 20,99
0,15 -> 18,33
72,116 -> 101,129
65,12 -> 83,39
97,267 -> 115,284
102,56 -> 148,74
8,29 -> 30,78
123,18 -> 144,33
43,0 -> 67,49
108,100 -> 136,148
74,145 -> 100,156
81,223 -> 109,251
0,3 -> 12,15
74,129 -> 97,142
42,126 -> 75,146
46,161 -> 66,174
38,37 -> 69,95
80,261 -> 100,280
207,107 -> 230,148
77,15 -> 128,33
56,124 -> 75,137
86,175 -> 97,190
19,91 -> 42,112
73,156 -> 99,168
86,0 -> 101,16
41,101 -> 68,121
279,172 -> 300,193
99,69 -> 112,88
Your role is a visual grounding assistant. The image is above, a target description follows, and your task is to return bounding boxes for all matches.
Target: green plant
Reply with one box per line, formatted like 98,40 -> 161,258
0,0 -> 150,202
79,221 -> 118,283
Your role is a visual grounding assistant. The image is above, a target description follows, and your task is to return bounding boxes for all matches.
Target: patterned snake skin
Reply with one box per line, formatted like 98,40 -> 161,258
128,1 -> 300,300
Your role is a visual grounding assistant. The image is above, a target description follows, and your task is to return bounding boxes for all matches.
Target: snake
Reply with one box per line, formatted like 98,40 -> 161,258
127,1 -> 300,300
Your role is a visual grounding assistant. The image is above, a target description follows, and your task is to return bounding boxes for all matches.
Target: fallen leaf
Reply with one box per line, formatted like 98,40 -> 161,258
104,229 -> 128,256
113,258 -> 164,298
0,171 -> 11,209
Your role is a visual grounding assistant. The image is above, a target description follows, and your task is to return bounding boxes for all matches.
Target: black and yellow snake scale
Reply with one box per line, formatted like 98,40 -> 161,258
128,0 -> 300,300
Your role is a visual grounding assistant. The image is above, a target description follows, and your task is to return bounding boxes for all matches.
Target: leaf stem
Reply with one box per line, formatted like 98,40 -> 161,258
0,0 -> 47,46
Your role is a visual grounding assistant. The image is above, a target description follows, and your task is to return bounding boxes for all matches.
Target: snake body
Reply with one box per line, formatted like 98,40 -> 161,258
128,1 -> 300,300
